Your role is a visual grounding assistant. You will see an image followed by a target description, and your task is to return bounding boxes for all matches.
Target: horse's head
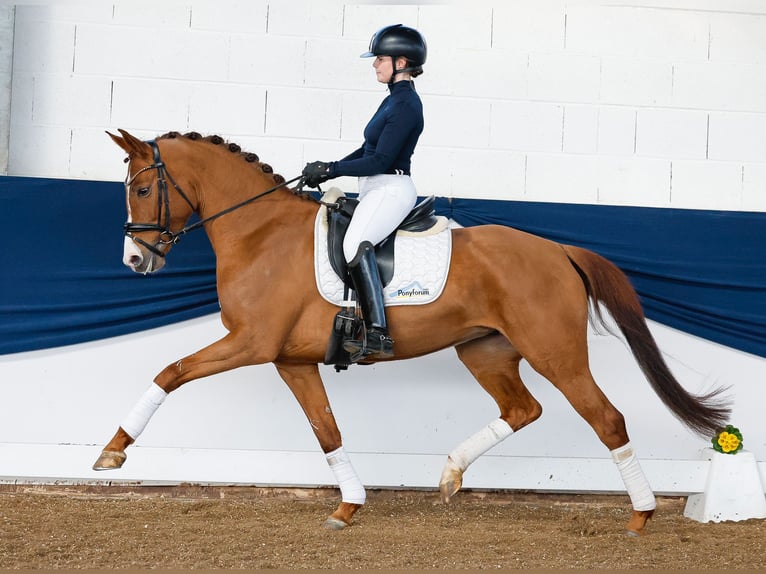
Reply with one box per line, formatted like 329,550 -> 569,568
108,129 -> 196,274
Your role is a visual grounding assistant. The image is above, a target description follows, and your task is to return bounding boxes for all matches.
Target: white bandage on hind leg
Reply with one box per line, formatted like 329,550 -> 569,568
120,383 -> 168,440
449,418 -> 514,471
611,442 -> 656,511
326,446 -> 366,505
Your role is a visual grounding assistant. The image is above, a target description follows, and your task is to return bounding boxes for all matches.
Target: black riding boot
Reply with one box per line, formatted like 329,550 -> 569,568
343,241 -> 394,361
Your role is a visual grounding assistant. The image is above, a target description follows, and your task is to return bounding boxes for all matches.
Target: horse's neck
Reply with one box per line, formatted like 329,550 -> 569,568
198,180 -> 315,254
167,142 -> 315,256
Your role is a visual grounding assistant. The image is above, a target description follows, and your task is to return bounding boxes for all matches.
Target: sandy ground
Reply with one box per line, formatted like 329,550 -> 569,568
0,485 -> 764,570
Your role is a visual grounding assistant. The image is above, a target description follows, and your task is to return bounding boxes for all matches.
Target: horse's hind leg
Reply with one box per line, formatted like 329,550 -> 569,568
441,334 -> 542,502
93,332 -> 255,470
556,371 -> 655,535
522,329 -> 656,535
275,362 -> 364,530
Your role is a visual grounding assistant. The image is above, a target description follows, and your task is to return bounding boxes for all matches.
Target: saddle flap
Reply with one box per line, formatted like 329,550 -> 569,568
326,194 -> 442,288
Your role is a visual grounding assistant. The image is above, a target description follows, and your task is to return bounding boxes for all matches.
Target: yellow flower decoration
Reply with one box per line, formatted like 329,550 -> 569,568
712,425 -> 743,455
717,432 -> 740,453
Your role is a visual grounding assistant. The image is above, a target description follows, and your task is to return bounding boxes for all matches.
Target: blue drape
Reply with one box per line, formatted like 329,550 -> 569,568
1,176 -> 764,358
434,197 -> 765,359
1,176 -> 218,354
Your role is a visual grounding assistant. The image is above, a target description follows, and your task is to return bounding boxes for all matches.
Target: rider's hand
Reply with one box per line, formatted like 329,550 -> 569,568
302,161 -> 333,188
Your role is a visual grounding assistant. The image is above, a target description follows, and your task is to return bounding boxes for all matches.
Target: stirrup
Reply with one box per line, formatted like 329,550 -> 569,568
343,327 -> 394,361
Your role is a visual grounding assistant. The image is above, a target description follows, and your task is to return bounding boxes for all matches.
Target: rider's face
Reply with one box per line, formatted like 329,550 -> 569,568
373,55 -> 407,83
373,55 -> 393,83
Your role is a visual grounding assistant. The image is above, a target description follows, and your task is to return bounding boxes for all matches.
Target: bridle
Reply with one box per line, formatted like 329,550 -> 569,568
123,141 -> 195,258
123,140 -> 302,258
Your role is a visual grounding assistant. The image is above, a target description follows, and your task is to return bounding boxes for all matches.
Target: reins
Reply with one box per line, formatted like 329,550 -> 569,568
124,139 -> 305,258
176,173 -> 304,237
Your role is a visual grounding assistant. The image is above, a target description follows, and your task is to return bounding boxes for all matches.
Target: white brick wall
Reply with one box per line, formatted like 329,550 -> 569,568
7,0 -> 766,211
743,163 -> 766,210
709,12 -> 766,64
13,18 -> 76,75
562,105 -> 599,154
190,1 -> 268,33
671,159 -> 744,210
0,5 -> 15,173
597,107 -> 636,156
598,156 -> 671,207
528,53 -> 601,103
600,57 -> 673,107
709,112 -> 766,162
635,108 -> 708,160
672,61 -> 766,112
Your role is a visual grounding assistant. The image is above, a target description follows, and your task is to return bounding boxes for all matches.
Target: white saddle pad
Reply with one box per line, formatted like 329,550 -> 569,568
313,189 -> 453,307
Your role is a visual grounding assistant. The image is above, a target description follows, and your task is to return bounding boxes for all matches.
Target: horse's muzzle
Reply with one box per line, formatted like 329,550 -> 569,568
123,235 -> 165,274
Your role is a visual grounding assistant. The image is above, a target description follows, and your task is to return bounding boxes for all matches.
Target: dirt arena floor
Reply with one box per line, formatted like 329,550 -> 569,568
0,485 -> 764,570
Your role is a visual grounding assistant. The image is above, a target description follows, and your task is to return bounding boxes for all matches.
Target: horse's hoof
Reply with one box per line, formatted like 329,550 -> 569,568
439,457 -> 463,503
439,480 -> 457,504
92,450 -> 127,470
322,517 -> 349,530
624,509 -> 653,536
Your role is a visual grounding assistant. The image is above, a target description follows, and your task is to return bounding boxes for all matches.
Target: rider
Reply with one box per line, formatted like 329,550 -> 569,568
302,24 -> 427,361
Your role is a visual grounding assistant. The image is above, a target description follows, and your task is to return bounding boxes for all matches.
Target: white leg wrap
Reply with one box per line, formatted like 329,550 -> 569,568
448,418 -> 514,471
120,383 -> 168,440
611,442 -> 656,511
326,446 -> 366,505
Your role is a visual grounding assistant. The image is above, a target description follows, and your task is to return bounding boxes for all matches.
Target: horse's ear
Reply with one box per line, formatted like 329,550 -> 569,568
106,129 -> 151,159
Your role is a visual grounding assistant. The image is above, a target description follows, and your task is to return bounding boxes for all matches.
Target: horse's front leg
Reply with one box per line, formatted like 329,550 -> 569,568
93,333 -> 253,470
275,362 -> 364,530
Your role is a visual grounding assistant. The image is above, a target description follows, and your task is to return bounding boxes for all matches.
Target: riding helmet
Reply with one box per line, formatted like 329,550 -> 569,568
360,24 -> 427,67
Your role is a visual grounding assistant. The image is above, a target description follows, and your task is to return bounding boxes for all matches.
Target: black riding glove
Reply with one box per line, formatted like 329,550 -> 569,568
302,161 -> 333,188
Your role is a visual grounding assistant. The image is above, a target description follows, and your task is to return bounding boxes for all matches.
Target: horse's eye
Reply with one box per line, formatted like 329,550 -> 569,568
136,187 -> 151,198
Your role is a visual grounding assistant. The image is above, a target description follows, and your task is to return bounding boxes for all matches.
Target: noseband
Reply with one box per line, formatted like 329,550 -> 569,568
123,140 -> 195,258
124,140 -> 303,259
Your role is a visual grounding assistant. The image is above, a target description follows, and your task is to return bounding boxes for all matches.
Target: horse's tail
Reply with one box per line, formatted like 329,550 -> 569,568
562,244 -> 731,438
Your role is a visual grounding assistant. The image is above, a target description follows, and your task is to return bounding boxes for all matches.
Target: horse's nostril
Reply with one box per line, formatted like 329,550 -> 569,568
129,255 -> 142,267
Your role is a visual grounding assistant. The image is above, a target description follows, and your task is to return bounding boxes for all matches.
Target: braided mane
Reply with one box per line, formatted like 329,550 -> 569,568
158,131 -> 286,186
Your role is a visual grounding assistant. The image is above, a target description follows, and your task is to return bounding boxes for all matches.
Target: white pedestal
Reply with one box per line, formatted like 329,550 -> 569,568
684,449 -> 766,523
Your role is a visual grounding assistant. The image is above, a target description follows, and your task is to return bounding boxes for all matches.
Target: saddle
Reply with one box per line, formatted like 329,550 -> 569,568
322,193 -> 442,372
326,195 -> 440,287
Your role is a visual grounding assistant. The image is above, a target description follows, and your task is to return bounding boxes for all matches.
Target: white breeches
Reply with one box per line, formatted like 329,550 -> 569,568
342,174 -> 418,262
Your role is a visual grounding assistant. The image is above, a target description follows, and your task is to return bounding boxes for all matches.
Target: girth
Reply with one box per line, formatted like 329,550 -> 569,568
326,195 -> 440,288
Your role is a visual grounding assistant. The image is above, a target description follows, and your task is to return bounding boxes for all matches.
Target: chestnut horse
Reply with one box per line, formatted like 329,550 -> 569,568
94,129 -> 729,535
